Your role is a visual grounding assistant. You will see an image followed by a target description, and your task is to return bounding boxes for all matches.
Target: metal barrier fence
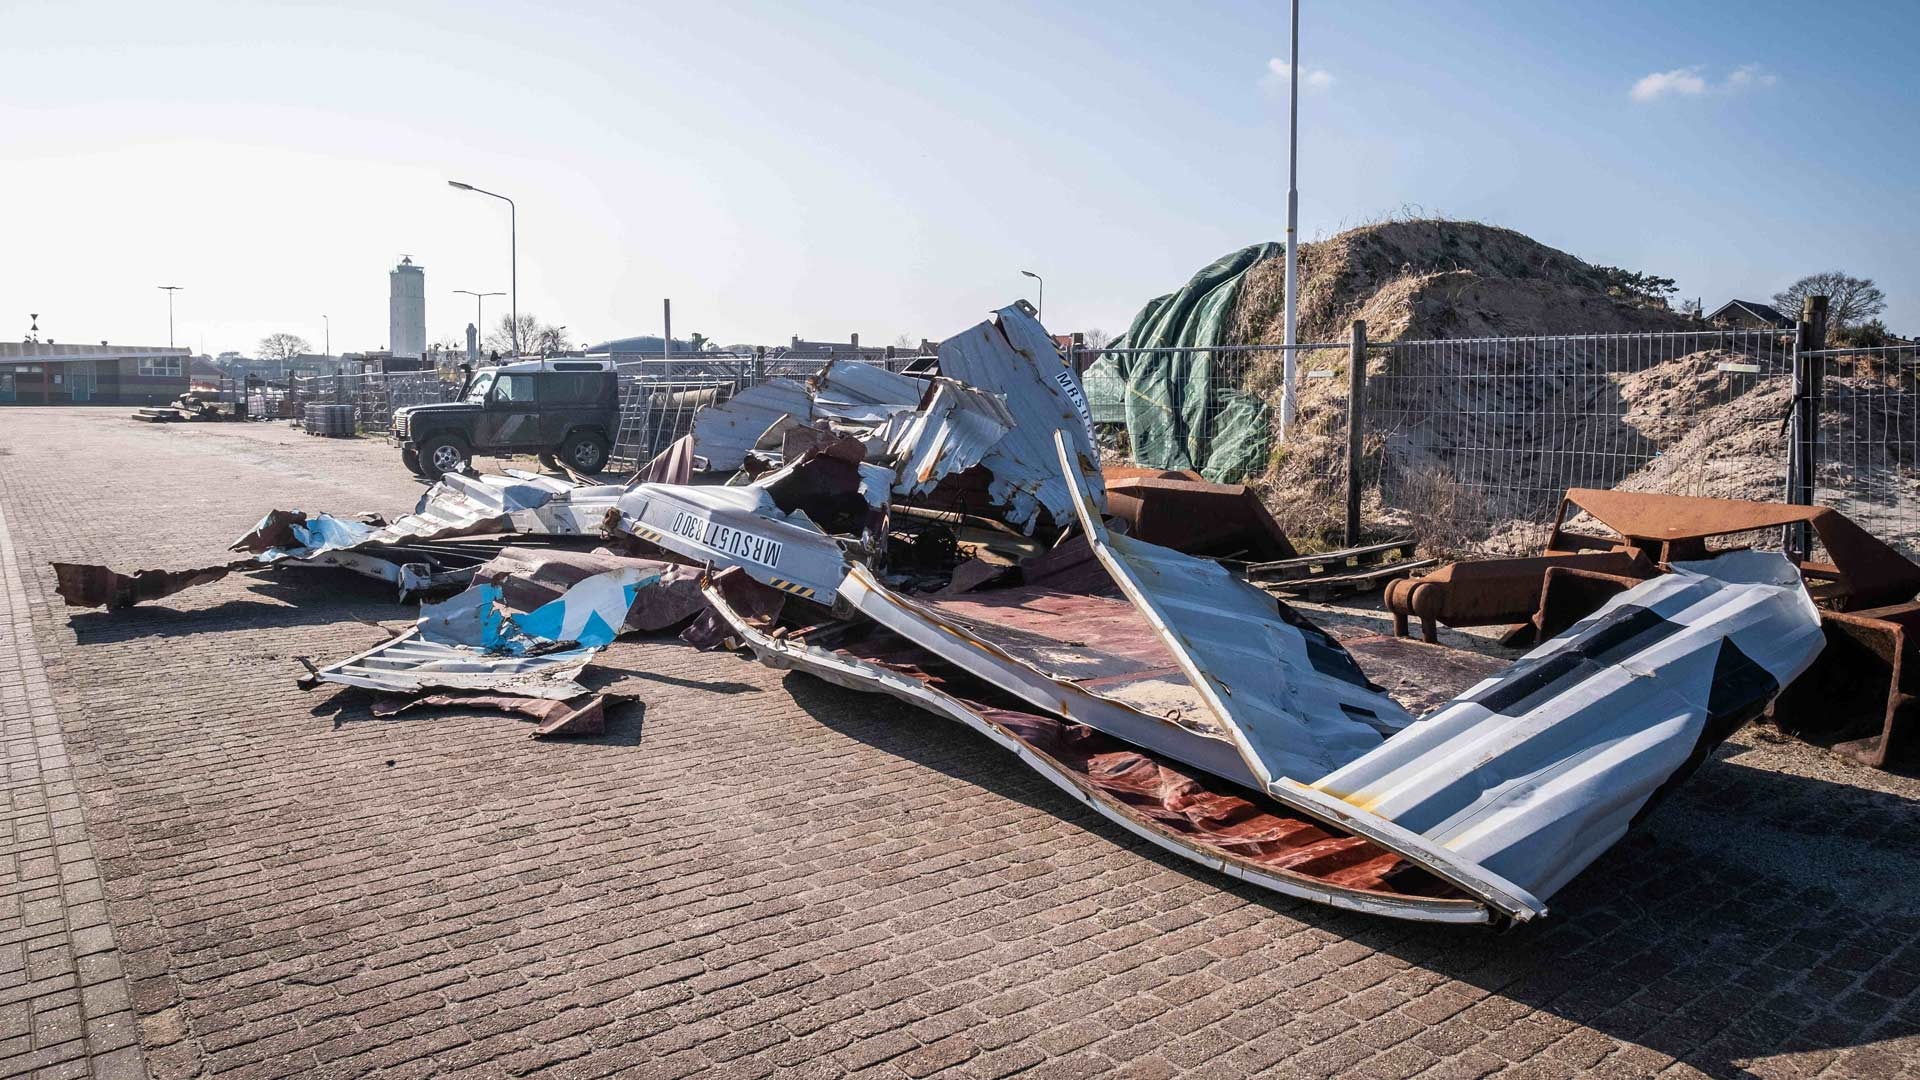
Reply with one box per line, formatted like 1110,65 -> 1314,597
1811,343 -> 1920,556
248,357 -> 942,470
1075,327 -> 1797,553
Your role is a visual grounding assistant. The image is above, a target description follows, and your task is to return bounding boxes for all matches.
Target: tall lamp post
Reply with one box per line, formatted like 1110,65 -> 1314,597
1020,270 -> 1043,322
453,290 -> 504,356
1280,0 -> 1301,437
446,181 -> 518,356
322,314 -> 330,357
158,285 -> 183,348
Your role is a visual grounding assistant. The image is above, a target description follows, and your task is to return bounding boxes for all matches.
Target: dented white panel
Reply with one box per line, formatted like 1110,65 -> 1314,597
1307,551 -> 1825,904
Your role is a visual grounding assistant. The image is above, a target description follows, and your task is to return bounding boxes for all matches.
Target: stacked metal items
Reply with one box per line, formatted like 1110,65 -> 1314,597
50,304 -> 1846,926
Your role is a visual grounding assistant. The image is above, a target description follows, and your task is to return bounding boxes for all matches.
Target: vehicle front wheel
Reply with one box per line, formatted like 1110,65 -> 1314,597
560,430 -> 610,475
401,447 -> 426,476
418,433 -> 471,479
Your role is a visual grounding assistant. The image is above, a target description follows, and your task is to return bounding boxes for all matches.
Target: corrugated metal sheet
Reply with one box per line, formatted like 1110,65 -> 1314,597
314,565 -> 664,697
1052,432 -> 1826,920
809,360 -> 928,423
1305,550 -> 1825,904
1051,430 -> 1543,920
936,306 -> 1105,531
702,572 -> 1490,924
839,566 -> 1263,790
689,378 -> 812,471
887,379 -> 1016,496
314,632 -> 597,699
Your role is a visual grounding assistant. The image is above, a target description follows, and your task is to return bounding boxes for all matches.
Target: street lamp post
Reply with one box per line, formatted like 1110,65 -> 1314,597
447,181 -> 518,356
453,290 -> 504,358
1020,270 -> 1043,322
322,314 -> 330,357
158,285 -> 183,347
1280,0 -> 1301,437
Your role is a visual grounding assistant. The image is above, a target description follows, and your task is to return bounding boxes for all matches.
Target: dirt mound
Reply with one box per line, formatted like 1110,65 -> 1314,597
1230,220 -> 1696,344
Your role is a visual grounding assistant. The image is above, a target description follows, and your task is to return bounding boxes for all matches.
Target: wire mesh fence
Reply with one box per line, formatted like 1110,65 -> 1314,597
1812,343 -> 1920,557
1078,327 -> 1798,553
1361,328 -> 1794,551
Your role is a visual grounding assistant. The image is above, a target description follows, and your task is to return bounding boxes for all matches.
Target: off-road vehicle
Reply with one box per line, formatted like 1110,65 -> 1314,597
393,358 -> 619,479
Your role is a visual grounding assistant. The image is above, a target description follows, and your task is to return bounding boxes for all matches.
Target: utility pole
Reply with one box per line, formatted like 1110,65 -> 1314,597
663,299 -> 673,361
1280,0 -> 1301,437
323,314 -> 330,357
158,285 -> 183,348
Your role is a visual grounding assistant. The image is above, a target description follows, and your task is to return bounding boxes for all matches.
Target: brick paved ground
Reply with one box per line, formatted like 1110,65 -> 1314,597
1,407 -> 1918,1080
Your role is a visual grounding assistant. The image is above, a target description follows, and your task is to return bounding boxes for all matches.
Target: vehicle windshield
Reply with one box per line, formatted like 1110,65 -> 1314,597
462,372 -> 495,403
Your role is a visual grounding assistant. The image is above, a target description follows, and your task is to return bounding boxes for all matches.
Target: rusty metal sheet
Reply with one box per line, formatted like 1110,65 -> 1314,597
1769,601 -> 1920,768
1103,477 -> 1298,562
935,306 -> 1105,532
50,561 -> 236,610
838,565 -> 1262,791
699,570 -> 1489,924
1559,488 -> 1920,609
371,690 -> 618,738
1384,550 -> 1651,642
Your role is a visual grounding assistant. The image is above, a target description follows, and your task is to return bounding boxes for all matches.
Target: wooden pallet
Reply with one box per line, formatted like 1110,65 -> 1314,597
1238,539 -> 1432,601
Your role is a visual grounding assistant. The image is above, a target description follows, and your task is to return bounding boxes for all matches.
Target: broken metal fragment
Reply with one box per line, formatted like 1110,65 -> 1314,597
370,691 -> 618,738
700,571 -> 1490,923
934,305 -> 1105,532
50,562 -> 234,611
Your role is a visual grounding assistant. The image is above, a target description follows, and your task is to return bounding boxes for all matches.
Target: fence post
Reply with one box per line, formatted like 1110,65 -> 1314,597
1786,295 -> 1829,557
752,346 -> 765,386
1345,320 -> 1367,547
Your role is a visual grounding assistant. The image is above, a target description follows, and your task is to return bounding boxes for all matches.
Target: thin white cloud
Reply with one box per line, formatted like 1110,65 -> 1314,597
1726,63 -> 1779,90
1263,58 -> 1333,95
1631,63 -> 1777,102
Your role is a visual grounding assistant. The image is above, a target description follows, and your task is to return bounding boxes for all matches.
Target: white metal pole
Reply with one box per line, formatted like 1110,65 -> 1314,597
1280,0 -> 1301,437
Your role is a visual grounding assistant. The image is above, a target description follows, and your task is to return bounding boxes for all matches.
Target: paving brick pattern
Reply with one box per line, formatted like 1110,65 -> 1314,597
0,408 -> 1918,1080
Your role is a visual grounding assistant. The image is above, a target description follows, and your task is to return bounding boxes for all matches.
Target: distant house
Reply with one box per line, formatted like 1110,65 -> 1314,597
0,341 -> 189,405
1708,300 -> 1792,330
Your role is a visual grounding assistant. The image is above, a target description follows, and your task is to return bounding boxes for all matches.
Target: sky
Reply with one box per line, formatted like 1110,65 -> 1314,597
4,0 -> 1915,357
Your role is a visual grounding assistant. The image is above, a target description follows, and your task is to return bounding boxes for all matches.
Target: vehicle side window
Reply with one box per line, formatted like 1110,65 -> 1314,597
492,374 -> 537,404
542,373 -> 604,403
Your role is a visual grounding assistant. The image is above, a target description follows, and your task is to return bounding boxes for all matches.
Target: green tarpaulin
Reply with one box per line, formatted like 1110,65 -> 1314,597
1083,242 -> 1280,482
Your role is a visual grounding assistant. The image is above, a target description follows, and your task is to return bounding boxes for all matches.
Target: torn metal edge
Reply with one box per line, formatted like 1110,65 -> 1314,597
698,575 -> 1491,925
1049,429 -> 1548,923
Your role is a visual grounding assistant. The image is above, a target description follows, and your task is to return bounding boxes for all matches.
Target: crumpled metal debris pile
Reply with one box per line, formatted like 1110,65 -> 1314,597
52,304 -> 1851,927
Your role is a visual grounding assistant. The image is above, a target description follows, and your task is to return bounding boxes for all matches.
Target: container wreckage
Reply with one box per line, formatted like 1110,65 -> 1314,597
53,303 -> 1874,926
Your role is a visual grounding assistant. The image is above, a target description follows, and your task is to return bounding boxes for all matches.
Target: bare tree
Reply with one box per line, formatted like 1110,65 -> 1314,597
1774,272 -> 1887,335
1083,327 -> 1114,351
528,324 -> 573,355
258,333 -> 311,361
484,313 -> 570,356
